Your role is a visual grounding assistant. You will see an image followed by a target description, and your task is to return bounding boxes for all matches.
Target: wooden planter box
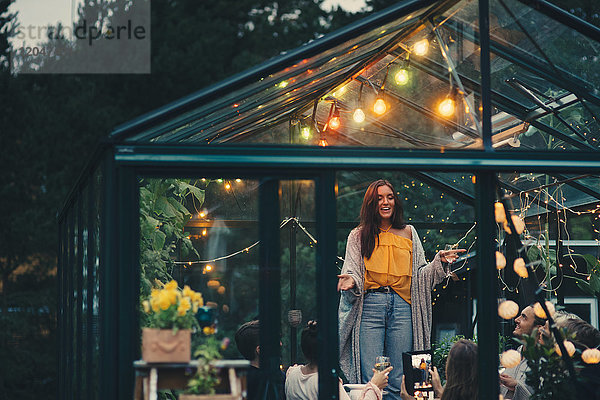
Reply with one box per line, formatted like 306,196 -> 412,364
142,328 -> 191,363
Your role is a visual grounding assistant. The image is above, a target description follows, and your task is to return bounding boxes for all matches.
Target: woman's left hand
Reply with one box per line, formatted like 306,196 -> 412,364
400,375 -> 416,400
439,248 -> 466,264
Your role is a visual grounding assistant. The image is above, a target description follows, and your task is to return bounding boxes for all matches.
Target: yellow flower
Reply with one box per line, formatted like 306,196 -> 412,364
179,297 -> 191,313
164,280 -> 177,290
192,302 -> 199,313
161,288 -> 178,305
150,298 -> 160,312
203,326 -> 215,335
142,300 -> 151,314
157,291 -> 171,310
150,288 -> 160,299
183,285 -> 194,298
193,292 -> 204,306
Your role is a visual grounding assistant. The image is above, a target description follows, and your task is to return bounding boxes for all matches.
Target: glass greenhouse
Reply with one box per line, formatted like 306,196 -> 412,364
58,0 -> 600,399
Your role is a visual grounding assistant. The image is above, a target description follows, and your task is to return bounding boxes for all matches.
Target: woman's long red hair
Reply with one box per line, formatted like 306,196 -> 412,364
359,179 -> 405,259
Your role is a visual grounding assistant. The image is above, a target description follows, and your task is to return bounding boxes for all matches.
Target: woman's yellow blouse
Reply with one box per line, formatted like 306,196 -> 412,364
363,232 -> 413,304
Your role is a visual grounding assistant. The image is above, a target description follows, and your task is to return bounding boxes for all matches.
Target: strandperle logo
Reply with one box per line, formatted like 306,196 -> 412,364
11,1 -> 150,74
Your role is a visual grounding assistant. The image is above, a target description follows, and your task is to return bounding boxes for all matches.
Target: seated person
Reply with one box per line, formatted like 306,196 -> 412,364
547,313 -> 600,399
286,321 -> 392,400
500,303 -> 546,400
400,339 -> 478,400
235,320 -> 285,400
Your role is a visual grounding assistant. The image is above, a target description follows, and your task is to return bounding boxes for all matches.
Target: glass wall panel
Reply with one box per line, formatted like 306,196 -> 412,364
280,180 -> 316,368
79,190 -> 88,399
66,210 -> 74,400
138,177 -> 262,396
73,198 -> 81,400
335,170 -> 476,398
90,168 -> 102,400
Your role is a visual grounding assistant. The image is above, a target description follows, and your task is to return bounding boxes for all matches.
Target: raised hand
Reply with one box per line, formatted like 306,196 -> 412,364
439,248 -> 466,264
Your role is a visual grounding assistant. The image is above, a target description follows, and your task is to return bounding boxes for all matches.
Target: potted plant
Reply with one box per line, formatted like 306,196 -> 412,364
180,335 -> 242,400
141,280 -> 203,363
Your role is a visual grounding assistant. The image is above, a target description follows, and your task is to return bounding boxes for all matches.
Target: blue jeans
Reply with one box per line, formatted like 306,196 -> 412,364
360,291 -> 412,400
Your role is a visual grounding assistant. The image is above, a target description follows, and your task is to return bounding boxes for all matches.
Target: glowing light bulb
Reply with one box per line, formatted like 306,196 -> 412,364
205,264 -> 213,272
373,98 -> 387,115
199,210 -> 207,218
202,229 -> 207,236
318,137 -> 328,147
224,182 -> 231,190
394,69 -> 409,85
300,126 -> 311,140
329,115 -> 340,130
438,98 -> 455,117
353,108 -> 365,123
413,38 -> 429,56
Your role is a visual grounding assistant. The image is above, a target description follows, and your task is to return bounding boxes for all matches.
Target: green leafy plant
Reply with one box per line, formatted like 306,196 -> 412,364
185,336 -> 226,395
569,254 -> 600,297
520,331 -> 578,400
432,335 -> 467,383
139,178 -> 204,297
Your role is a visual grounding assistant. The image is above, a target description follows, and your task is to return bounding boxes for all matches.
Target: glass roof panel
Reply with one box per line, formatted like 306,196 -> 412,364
115,0 -> 600,155
126,6 -> 433,143
492,0 -> 600,90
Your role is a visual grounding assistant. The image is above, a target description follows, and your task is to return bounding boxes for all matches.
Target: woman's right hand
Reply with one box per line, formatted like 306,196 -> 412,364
370,366 -> 392,389
337,274 -> 356,291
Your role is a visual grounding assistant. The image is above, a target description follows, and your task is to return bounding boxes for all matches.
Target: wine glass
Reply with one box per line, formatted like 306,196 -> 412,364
374,356 -> 391,371
444,244 -> 458,263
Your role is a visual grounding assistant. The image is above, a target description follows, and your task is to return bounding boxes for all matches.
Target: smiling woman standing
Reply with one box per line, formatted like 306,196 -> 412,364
338,179 -> 464,400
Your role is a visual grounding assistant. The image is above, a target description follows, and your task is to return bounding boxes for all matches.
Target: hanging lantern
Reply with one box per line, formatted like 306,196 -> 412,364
498,300 -> 519,320
534,301 -> 555,319
513,258 -> 528,278
555,340 -> 576,357
511,215 -> 525,234
300,126 -> 311,140
500,350 -> 521,368
353,108 -> 366,123
582,348 -> 600,364
328,115 -> 340,130
207,279 -> 220,289
318,137 -> 329,147
394,68 -> 409,85
438,97 -> 456,117
413,38 -> 429,56
495,202 -> 506,223
496,251 -> 506,270
373,98 -> 387,115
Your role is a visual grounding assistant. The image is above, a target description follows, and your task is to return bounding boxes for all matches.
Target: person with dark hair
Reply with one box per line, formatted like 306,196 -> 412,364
338,179 -> 464,399
553,314 -> 600,399
286,321 -> 392,400
499,304 -> 546,400
235,320 -> 285,400
400,339 -> 478,400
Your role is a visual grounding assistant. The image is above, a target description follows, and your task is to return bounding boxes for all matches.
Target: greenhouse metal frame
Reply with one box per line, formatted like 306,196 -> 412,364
58,0 -> 600,399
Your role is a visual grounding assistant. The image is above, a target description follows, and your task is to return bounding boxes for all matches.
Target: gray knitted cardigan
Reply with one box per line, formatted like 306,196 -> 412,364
338,226 -> 448,383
